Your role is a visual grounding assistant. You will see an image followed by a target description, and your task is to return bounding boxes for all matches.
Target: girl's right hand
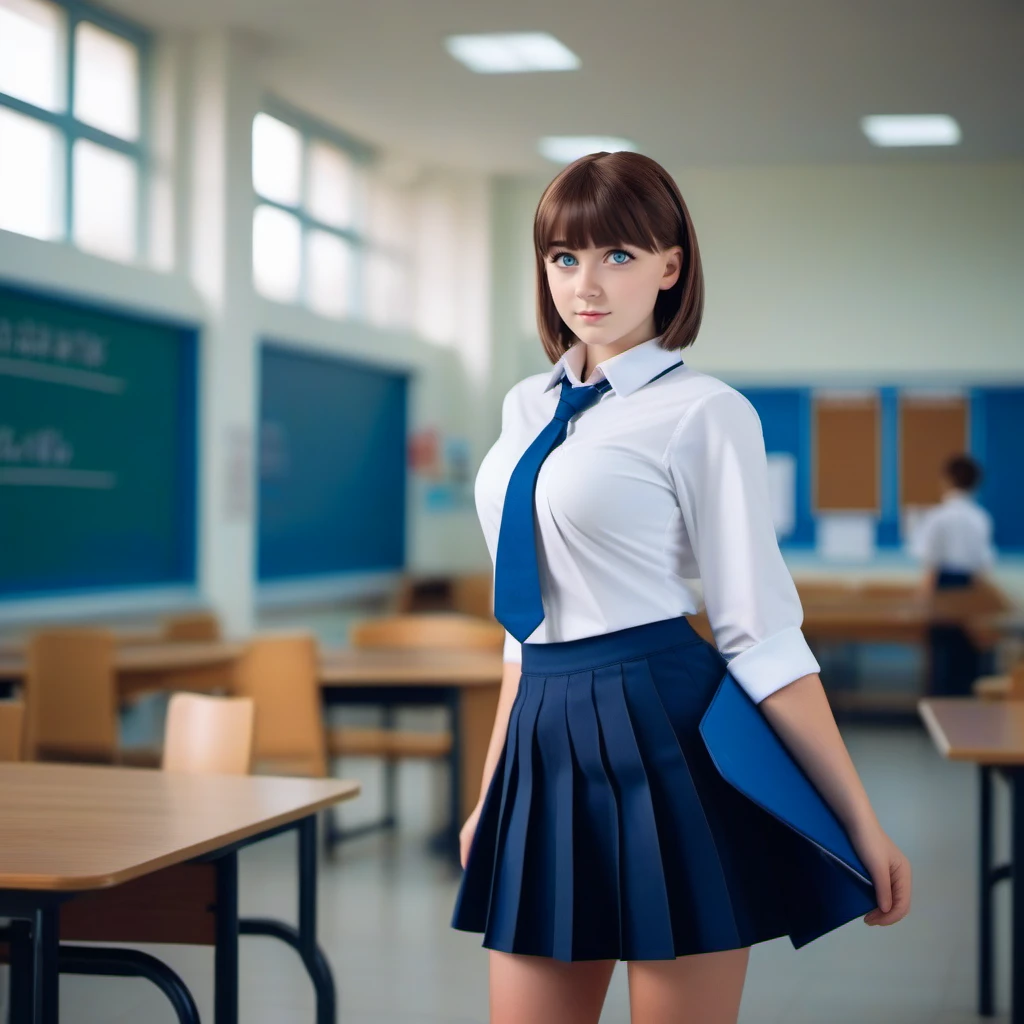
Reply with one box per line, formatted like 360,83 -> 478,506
459,802 -> 483,869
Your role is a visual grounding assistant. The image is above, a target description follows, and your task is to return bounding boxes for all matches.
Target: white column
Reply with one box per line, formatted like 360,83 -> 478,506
186,30 -> 262,636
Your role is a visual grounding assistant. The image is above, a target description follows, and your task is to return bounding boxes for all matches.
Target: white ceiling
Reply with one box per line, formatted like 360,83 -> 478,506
110,0 -> 1024,174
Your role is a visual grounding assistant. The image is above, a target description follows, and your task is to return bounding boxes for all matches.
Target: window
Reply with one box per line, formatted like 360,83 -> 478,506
0,0 -> 148,261
251,106 -> 368,318
365,175 -> 414,330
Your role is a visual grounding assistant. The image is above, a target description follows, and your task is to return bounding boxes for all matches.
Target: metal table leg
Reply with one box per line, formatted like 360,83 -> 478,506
240,816 -> 337,1024
214,851 -> 239,1024
980,765 -> 995,1016
31,906 -> 59,1024
1011,768 -> 1024,1024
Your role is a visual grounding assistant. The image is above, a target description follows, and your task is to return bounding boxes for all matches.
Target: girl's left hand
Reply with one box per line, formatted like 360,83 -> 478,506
853,824 -> 912,927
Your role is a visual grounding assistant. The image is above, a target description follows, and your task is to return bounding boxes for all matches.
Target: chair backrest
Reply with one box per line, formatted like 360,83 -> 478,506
0,701 -> 25,762
349,613 -> 505,651
162,611 -> 221,642
25,629 -> 117,762
450,573 -> 496,620
231,633 -> 327,777
162,693 -> 255,775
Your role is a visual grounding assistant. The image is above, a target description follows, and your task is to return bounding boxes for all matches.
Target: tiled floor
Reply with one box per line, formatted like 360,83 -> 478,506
37,722 -> 1019,1022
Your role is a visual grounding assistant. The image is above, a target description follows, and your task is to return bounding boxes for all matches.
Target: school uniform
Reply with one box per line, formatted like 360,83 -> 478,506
450,336 -> 874,962
910,490 -> 997,696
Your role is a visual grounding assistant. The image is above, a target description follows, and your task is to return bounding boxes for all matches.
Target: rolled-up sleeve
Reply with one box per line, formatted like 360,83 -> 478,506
664,389 -> 819,703
503,630 -> 522,664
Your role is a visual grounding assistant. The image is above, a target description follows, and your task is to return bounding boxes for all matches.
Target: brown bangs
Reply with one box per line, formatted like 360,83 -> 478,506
533,151 -> 704,362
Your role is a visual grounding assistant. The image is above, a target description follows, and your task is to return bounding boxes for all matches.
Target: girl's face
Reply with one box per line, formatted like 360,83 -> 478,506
544,243 -> 683,350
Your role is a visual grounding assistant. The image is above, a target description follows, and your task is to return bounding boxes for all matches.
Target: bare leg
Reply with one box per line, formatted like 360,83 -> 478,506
627,947 -> 750,1024
490,950 -> 617,1024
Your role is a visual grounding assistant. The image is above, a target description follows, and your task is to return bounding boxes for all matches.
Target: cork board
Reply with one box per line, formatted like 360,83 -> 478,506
899,396 -> 968,506
814,393 -> 880,512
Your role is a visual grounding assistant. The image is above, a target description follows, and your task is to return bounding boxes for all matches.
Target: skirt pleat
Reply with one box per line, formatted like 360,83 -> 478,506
451,616 -> 875,962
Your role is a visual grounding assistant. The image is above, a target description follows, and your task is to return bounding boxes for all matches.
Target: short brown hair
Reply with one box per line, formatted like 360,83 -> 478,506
533,151 -> 704,364
944,453 -> 982,492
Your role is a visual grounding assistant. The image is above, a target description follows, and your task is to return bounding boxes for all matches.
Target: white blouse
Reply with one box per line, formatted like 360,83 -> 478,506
475,336 -> 820,704
908,491 -> 996,574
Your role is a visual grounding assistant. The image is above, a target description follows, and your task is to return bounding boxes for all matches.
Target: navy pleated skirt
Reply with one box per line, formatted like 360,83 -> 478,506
451,615 -> 873,962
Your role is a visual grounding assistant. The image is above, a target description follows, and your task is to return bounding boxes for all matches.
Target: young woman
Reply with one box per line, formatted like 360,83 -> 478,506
451,151 -> 911,1024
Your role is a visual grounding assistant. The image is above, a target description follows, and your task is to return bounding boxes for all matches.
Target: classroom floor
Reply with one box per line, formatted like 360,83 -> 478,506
45,721 -> 1015,1023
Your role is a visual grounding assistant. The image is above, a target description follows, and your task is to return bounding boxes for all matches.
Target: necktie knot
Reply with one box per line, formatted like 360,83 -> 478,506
552,378 -> 611,424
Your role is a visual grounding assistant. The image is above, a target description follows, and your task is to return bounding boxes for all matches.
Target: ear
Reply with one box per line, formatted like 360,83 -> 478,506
660,246 -> 683,290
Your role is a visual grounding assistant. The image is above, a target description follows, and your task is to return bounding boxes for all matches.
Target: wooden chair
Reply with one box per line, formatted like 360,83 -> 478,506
0,702 -> 24,761
162,611 -> 221,642
450,572 -> 496,620
161,693 -> 254,775
23,630 -> 117,763
231,633 -> 329,779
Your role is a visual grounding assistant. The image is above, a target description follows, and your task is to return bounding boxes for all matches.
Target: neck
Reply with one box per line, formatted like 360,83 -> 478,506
578,318 -> 659,381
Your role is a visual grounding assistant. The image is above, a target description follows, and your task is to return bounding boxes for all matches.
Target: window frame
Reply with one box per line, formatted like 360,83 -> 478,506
253,97 -> 374,317
0,0 -> 151,259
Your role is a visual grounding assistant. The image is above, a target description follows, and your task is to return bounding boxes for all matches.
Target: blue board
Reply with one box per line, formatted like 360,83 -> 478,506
0,284 -> 197,598
258,343 -> 409,580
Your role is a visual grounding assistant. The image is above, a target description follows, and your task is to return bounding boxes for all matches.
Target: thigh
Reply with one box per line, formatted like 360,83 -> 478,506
627,947 -> 750,1024
489,950 -> 617,1024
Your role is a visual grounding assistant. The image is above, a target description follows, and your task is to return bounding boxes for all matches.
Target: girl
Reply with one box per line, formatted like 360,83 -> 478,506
451,151 -> 911,1024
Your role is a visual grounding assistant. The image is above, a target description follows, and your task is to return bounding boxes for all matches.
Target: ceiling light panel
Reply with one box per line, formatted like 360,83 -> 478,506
539,136 -> 637,164
860,115 -> 962,147
445,32 -> 580,74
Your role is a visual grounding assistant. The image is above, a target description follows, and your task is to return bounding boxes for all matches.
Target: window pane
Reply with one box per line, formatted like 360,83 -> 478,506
253,204 -> 301,302
252,113 -> 302,206
0,0 -> 65,111
73,140 -> 137,261
306,229 -> 354,318
366,251 -> 411,330
307,140 -> 354,229
368,178 -> 411,250
0,106 -> 63,239
73,21 -> 139,141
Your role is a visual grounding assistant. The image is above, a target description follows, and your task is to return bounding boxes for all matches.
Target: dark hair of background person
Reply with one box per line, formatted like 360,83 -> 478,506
945,453 -> 983,492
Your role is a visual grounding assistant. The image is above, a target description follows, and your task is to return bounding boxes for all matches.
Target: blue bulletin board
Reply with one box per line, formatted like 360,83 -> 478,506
258,343 -> 409,580
0,284 -> 197,599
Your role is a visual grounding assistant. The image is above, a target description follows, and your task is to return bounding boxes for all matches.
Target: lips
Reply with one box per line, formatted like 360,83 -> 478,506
578,312 -> 609,319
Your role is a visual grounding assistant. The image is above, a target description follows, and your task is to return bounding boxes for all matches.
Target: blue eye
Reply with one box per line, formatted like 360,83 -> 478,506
553,252 -> 578,267
609,250 -> 631,264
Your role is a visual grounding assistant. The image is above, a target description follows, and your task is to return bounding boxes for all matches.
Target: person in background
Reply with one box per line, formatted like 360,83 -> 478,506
911,453 -> 997,696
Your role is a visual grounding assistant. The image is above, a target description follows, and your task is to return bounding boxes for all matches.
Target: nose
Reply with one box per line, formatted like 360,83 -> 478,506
574,262 -> 602,300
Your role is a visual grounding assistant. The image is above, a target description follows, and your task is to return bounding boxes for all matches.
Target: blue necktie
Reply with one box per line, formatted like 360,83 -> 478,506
493,377 -> 612,642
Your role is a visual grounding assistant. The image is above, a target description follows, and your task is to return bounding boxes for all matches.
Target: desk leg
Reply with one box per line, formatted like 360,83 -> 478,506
239,817 -> 337,1024
31,907 -> 58,1024
1012,769 -> 1024,1024
980,765 -> 995,1017
9,920 -> 33,1024
215,851 -> 239,1024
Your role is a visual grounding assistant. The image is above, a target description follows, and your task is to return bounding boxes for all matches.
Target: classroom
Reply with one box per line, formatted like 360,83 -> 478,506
0,1 -> 1022,1022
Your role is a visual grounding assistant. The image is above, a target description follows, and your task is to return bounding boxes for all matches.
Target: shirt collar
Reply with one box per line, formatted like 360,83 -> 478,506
543,336 -> 681,398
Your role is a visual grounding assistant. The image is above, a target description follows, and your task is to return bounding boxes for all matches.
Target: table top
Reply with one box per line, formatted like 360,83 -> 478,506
918,698 -> 1024,765
0,641 -> 244,682
0,762 -> 360,892
319,646 -> 504,687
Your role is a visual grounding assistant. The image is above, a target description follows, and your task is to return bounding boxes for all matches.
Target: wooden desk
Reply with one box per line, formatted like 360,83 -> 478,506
918,698 -> 1024,1023
319,647 -> 503,856
0,762 -> 359,1024
0,641 -> 243,700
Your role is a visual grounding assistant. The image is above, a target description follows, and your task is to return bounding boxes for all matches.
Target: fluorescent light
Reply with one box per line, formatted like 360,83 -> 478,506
860,115 -> 962,147
445,32 -> 579,74
539,135 -> 637,164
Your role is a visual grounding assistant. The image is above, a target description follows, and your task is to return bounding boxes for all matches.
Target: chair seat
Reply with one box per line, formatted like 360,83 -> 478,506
328,726 -> 453,759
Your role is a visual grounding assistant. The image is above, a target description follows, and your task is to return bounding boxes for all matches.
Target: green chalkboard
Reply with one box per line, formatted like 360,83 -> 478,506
0,284 -> 197,598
